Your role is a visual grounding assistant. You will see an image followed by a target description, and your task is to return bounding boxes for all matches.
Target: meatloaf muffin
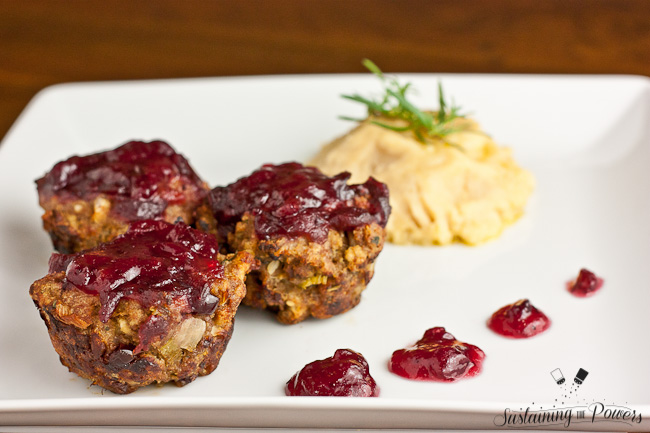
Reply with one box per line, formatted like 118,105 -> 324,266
197,162 -> 390,324
36,140 -> 208,253
30,220 -> 253,394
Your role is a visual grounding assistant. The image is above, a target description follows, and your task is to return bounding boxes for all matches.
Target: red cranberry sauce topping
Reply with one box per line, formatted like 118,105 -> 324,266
487,299 -> 551,338
388,327 -> 485,382
208,162 -> 391,243
567,268 -> 604,297
48,253 -> 75,274
36,140 -> 206,220
60,220 -> 224,322
285,349 -> 379,397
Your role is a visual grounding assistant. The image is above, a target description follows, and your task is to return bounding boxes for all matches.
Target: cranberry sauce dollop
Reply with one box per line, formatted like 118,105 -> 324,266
567,268 -> 604,297
36,140 -> 206,220
60,220 -> 224,322
388,327 -> 485,382
285,349 -> 379,397
208,162 -> 391,243
487,299 -> 551,338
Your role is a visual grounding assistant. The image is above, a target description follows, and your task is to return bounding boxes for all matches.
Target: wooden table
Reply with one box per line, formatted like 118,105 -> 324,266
1,0 -> 649,141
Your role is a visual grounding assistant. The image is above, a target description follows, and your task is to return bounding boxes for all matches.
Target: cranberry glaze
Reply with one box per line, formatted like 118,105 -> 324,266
208,162 -> 390,243
487,299 -> 551,338
567,268 -> 604,297
389,327 -> 485,382
59,220 -> 224,322
36,140 -> 206,220
285,349 -> 379,397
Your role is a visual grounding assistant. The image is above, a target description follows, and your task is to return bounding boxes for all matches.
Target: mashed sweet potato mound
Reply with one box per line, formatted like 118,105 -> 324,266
310,117 -> 534,246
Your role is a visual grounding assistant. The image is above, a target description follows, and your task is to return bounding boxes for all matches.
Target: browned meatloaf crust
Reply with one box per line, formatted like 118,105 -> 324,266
39,195 -> 201,255
36,140 -> 208,253
231,214 -> 385,324
29,221 -> 253,394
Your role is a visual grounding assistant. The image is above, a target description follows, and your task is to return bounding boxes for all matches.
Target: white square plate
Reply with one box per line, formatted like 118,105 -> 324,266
1,73 -> 649,430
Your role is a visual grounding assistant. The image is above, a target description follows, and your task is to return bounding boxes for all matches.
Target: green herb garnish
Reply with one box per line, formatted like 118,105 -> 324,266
341,59 -> 468,146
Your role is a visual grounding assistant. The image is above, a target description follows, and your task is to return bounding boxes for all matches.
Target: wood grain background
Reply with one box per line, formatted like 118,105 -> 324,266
1,0 -> 649,141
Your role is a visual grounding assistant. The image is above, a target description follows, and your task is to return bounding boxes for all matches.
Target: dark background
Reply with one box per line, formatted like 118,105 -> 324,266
1,0 -> 649,141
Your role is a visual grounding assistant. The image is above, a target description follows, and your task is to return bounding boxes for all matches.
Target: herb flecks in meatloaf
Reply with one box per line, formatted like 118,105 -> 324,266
36,140 -> 208,253
30,220 -> 253,394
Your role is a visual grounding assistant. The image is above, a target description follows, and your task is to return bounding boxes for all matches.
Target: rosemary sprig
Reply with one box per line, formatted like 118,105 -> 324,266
341,59 -> 468,145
